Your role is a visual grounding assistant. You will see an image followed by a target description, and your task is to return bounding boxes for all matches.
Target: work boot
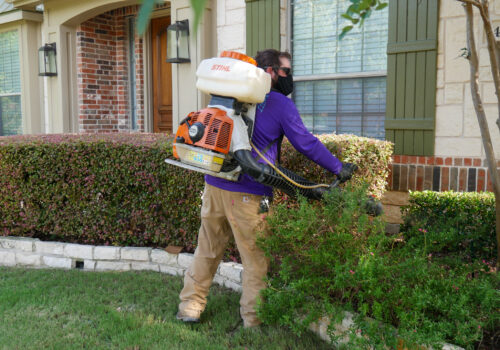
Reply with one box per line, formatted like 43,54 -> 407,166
176,308 -> 201,323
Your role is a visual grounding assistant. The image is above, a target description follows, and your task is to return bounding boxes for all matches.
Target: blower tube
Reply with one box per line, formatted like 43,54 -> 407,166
233,150 -> 383,216
235,150 -> 333,200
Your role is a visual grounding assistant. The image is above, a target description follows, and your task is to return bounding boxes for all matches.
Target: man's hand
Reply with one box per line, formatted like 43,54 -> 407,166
336,163 -> 358,184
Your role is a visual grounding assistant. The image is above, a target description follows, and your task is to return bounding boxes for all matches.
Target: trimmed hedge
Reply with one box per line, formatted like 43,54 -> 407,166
401,191 -> 496,260
0,134 -> 203,251
280,134 -> 393,199
0,133 -> 392,255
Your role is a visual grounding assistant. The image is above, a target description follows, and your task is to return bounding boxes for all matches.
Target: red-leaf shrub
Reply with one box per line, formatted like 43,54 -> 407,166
0,134 -> 203,252
0,133 -> 392,255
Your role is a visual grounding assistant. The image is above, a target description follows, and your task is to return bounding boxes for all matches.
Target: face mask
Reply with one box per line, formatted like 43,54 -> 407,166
275,74 -> 294,96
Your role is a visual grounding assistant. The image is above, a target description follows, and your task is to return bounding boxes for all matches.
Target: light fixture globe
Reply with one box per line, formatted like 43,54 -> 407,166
166,19 -> 190,63
38,43 -> 57,77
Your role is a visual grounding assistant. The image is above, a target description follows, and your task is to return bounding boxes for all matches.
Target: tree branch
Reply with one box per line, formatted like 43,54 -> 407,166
456,0 -> 482,8
476,0 -> 500,134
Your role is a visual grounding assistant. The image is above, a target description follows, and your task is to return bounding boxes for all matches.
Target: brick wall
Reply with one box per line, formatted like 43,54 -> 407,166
77,10 -> 132,133
76,4 -> 167,133
388,156 -> 499,192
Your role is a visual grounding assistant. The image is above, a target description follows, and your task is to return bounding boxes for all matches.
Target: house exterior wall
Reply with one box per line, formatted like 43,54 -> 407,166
279,0 -> 288,52
216,0 -> 245,54
243,0 -> 498,193
11,0 -> 215,134
390,0 -> 500,193
6,0 -> 499,193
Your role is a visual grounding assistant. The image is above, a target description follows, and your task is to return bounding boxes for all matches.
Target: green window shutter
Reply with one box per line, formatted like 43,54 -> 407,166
385,0 -> 439,155
245,0 -> 280,57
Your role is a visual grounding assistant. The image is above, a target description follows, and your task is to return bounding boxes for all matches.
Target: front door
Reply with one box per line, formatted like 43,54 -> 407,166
152,16 -> 173,133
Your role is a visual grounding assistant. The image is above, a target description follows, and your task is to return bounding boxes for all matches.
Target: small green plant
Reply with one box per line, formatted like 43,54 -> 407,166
257,185 -> 499,349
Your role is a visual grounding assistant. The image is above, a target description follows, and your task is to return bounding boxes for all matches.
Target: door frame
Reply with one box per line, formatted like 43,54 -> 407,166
143,8 -> 170,133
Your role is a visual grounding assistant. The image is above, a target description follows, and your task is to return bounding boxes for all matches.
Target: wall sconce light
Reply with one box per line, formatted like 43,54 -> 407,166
166,19 -> 190,63
38,43 -> 57,77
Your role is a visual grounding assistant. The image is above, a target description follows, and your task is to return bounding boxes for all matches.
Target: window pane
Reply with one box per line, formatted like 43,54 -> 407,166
294,77 -> 386,139
0,95 -> 22,135
0,30 -> 22,136
0,30 -> 21,94
292,1 -> 387,139
292,0 -> 388,76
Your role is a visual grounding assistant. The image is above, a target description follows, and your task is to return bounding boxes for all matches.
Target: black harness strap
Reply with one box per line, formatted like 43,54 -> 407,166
255,134 -> 284,165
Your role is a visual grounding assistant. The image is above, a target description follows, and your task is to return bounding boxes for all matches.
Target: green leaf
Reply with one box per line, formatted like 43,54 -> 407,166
376,2 -> 388,10
339,25 -> 353,40
359,0 -> 372,11
136,0 -> 160,36
341,14 -> 354,21
346,4 -> 358,16
190,0 -> 208,34
136,0 -> 207,36
360,9 -> 372,20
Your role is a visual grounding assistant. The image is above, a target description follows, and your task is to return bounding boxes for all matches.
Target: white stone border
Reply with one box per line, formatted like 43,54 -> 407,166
0,236 -> 463,349
0,236 -> 242,292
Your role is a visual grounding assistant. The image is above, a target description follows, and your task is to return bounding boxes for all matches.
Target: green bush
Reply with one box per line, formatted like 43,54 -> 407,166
401,191 -> 496,261
257,186 -> 499,349
0,133 -> 391,258
279,134 -> 393,199
0,134 -> 204,252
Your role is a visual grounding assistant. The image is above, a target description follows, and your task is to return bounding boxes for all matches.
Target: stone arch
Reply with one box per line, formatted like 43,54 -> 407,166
60,0 -> 139,28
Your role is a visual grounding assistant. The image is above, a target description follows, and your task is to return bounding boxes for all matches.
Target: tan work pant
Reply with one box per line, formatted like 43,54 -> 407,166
178,183 -> 270,327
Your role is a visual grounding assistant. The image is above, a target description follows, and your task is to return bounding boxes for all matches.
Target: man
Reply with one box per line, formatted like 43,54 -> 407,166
177,49 -> 352,328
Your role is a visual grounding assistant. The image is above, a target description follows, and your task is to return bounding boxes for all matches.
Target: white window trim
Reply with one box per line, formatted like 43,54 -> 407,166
293,70 -> 387,82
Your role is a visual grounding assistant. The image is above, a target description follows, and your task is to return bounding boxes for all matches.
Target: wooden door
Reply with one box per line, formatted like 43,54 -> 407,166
152,16 -> 173,133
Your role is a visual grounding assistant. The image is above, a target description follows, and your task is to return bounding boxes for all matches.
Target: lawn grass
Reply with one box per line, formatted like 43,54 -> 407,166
0,267 -> 333,350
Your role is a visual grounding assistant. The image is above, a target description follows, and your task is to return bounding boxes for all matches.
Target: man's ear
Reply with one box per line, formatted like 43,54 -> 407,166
265,66 -> 274,75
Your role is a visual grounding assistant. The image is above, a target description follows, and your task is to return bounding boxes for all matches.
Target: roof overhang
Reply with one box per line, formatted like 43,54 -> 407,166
8,0 -> 42,11
0,8 -> 42,24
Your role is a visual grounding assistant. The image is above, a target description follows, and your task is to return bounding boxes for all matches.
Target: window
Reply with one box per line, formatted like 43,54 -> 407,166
0,29 -> 22,136
292,0 -> 388,139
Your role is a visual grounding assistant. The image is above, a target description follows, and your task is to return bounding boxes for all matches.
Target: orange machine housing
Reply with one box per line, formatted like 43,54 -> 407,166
173,108 -> 234,159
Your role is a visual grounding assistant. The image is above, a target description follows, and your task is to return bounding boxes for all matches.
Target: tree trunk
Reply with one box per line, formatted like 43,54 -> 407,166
463,2 -> 500,267
477,0 -> 500,134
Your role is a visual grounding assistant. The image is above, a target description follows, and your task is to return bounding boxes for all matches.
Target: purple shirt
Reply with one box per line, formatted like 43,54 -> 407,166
205,91 -> 342,197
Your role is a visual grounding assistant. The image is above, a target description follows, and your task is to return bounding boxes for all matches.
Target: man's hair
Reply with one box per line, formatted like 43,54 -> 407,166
255,49 -> 291,69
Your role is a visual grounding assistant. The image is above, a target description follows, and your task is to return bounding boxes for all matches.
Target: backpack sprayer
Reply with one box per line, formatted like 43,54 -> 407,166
165,51 -> 382,214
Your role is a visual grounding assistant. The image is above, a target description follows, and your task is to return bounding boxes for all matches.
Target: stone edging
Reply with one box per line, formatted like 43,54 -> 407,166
0,236 -> 242,293
0,236 -> 463,349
